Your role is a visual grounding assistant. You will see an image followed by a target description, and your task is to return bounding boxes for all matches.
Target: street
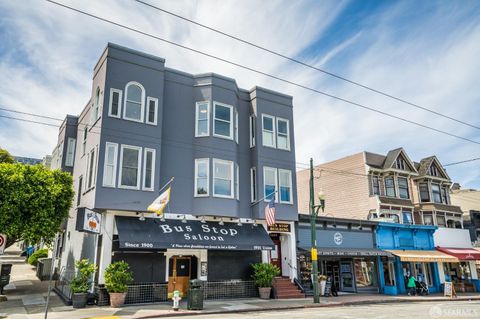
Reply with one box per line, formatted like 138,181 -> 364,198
172,301 -> 480,319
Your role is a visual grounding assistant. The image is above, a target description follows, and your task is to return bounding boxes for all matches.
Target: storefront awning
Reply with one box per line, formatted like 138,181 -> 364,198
115,216 -> 274,251
385,250 -> 459,262
298,247 -> 392,257
436,247 -> 480,261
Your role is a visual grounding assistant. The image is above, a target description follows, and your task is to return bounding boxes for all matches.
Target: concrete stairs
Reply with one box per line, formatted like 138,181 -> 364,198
272,277 -> 305,299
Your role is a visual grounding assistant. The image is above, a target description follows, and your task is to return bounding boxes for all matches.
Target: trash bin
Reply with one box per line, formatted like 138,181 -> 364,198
1,264 -> 12,295
187,279 -> 204,310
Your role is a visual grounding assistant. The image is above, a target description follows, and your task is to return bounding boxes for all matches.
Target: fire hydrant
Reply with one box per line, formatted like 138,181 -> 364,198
172,290 -> 181,311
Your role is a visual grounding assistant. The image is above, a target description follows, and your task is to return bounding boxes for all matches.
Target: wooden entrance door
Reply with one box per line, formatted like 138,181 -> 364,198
168,256 -> 191,296
269,233 -> 282,273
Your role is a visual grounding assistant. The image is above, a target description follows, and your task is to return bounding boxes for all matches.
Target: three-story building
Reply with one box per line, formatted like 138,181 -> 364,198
56,43 -> 298,302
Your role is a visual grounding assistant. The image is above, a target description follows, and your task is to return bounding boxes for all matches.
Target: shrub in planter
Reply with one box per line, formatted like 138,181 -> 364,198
318,274 -> 327,296
104,261 -> 133,307
70,259 -> 97,308
27,249 -> 48,266
251,263 -> 280,299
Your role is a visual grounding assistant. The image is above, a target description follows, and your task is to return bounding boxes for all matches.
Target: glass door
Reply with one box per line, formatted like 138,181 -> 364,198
340,261 -> 355,292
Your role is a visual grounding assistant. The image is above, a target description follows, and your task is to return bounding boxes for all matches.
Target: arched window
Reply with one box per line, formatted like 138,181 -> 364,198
123,81 -> 145,122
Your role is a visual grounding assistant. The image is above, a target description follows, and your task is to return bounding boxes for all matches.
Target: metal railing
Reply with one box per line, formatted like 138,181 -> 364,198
203,280 -> 258,300
53,267 -> 75,304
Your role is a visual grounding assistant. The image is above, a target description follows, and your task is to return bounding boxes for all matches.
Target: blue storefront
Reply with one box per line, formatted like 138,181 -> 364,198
376,223 -> 451,295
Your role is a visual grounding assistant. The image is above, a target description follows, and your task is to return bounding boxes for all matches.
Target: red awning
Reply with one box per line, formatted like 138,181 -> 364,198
436,247 -> 480,261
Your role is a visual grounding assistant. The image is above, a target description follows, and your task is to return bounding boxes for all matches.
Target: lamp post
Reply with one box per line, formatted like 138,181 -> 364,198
309,158 -> 325,304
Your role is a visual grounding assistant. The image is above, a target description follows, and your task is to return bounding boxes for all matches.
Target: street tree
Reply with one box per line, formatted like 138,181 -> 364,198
0,162 -> 74,248
0,148 -> 14,164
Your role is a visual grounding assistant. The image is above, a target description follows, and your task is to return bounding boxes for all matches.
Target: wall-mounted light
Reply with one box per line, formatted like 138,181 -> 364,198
201,216 -> 206,224
219,218 -> 224,226
253,219 -> 258,227
138,212 -> 146,221
160,215 -> 166,222
182,215 -> 187,223
237,218 -> 243,226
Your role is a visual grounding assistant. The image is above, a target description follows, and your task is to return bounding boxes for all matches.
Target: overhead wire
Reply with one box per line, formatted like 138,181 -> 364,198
41,0 -> 480,146
133,0 -> 480,131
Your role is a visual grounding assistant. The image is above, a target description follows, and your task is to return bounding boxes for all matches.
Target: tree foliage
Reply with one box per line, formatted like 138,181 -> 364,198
0,148 -> 14,164
0,163 -> 74,247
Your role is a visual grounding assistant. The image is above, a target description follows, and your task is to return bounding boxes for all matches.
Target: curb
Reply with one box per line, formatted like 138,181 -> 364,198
132,296 -> 480,319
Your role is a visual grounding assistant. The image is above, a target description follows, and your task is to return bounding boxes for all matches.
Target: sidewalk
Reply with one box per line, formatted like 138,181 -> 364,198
1,247 -> 479,319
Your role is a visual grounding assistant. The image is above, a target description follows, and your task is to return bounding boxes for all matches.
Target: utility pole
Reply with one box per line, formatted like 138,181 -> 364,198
309,158 -> 319,303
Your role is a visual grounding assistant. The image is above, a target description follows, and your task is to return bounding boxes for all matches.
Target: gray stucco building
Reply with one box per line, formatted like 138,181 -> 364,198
58,43 -> 298,301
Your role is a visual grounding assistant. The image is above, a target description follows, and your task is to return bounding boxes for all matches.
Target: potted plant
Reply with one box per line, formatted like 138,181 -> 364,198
251,263 -> 280,299
104,261 -> 133,307
318,274 -> 327,296
70,259 -> 97,308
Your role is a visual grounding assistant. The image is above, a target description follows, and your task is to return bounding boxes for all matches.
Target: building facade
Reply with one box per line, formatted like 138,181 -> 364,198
450,185 -> 480,243
50,114 -> 79,174
56,43 -> 298,301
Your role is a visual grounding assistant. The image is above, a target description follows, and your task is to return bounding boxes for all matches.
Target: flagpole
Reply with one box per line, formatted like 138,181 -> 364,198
158,177 -> 175,194
250,190 -> 277,207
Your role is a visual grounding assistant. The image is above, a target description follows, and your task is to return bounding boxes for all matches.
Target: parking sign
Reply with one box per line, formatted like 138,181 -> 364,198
0,234 -> 6,255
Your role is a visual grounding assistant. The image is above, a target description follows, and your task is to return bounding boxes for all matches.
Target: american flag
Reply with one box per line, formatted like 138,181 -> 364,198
265,197 -> 276,226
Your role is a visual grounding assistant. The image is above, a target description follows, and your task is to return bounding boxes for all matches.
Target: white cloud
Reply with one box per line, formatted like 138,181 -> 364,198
0,0 -> 479,188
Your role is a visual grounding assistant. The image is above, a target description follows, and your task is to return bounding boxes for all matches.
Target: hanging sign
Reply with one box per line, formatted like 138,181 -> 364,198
75,208 -> 102,234
267,223 -> 291,233
0,234 -> 6,255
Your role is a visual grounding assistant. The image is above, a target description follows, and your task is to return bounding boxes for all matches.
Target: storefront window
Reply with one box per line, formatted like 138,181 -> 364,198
423,212 -> 433,225
354,259 -> 378,288
382,259 -> 395,286
436,213 -> 446,227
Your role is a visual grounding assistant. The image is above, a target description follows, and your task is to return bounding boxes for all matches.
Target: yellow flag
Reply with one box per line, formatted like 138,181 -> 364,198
147,187 -> 171,217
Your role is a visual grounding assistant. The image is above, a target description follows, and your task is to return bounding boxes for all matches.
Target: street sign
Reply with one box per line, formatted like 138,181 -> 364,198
0,234 -> 6,255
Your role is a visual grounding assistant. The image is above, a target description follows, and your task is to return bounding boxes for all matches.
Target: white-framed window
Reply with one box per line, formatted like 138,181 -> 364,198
82,126 -> 88,156
87,148 -> 96,189
143,148 -> 155,191
276,117 -> 290,150
194,158 -> 209,196
146,97 -> 158,125
65,138 -> 76,167
119,144 -> 142,189
123,81 -> 145,122
235,110 -> 239,144
213,158 -> 234,198
249,115 -> 256,148
250,167 -> 257,203
102,142 -> 118,188
235,163 -> 239,200
279,169 -> 293,204
263,167 -> 277,201
262,114 -> 276,148
213,102 -> 233,140
91,87 -> 101,124
195,101 -> 210,137
108,88 -> 122,118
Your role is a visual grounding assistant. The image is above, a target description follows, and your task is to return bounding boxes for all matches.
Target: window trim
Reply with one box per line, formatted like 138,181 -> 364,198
213,101 -> 234,140
65,137 -> 76,167
431,183 -> 442,203
82,126 -> 88,156
398,176 -> 409,199
146,97 -> 158,125
108,88 -> 122,118
118,144 -> 142,190
262,114 -> 276,148
235,163 -> 239,200
249,115 -> 256,148
194,158 -> 210,197
213,158 -> 234,199
91,87 -> 101,124
276,117 -> 290,151
123,81 -> 145,123
278,168 -> 293,204
371,175 -> 380,195
263,166 -> 278,203
87,148 -> 96,190
235,110 -> 239,144
250,167 -> 257,203
195,101 -> 210,137
384,176 -> 396,197
142,148 -> 156,191
102,142 -> 118,188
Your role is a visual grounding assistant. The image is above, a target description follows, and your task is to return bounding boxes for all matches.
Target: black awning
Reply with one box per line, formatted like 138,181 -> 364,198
297,247 -> 392,257
115,216 -> 274,251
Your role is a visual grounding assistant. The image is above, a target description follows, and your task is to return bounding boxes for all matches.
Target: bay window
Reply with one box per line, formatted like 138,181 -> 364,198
279,169 -> 292,204
398,177 -> 409,199
385,177 -> 396,197
119,145 -> 142,189
195,102 -> 209,137
262,114 -> 275,148
213,102 -> 233,139
263,167 -> 277,201
108,88 -> 122,118
65,138 -> 76,167
146,97 -> 158,125
431,183 -> 442,203
250,167 -> 257,202
213,159 -> 234,198
194,158 -> 209,196
249,115 -> 256,147
419,183 -> 430,202
371,175 -> 380,195
276,118 -> 290,150
87,148 -> 96,189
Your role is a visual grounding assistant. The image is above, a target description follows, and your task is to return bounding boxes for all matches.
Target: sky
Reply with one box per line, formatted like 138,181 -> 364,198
0,0 -> 479,189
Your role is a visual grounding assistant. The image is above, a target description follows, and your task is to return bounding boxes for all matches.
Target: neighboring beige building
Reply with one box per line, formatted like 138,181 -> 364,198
297,148 -> 464,228
450,185 -> 480,242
